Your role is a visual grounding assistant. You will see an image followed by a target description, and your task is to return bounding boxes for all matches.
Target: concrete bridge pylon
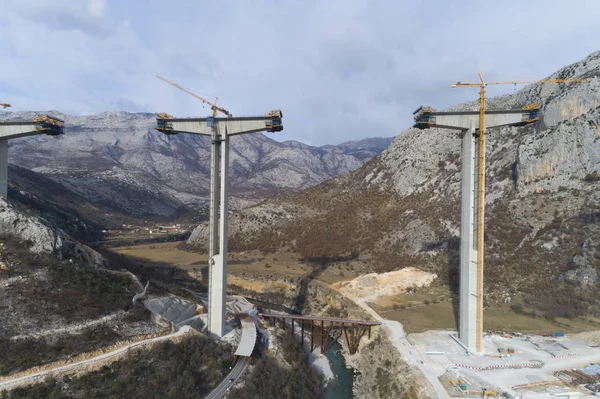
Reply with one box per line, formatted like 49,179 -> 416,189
413,105 -> 540,352
157,112 -> 283,337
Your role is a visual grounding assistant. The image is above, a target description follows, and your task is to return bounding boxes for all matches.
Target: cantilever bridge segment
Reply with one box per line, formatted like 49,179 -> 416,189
260,313 -> 381,355
156,111 -> 283,338
413,105 -> 540,352
0,115 -> 65,199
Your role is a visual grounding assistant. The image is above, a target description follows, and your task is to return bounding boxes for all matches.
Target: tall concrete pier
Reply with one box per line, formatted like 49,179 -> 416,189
0,116 -> 64,198
414,106 -> 540,351
157,112 -> 283,337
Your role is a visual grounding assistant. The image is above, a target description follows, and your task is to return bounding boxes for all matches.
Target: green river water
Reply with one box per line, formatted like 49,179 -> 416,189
323,339 -> 354,399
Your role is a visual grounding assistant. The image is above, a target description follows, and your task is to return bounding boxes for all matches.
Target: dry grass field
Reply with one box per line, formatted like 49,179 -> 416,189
113,241 -> 352,285
370,291 -> 600,335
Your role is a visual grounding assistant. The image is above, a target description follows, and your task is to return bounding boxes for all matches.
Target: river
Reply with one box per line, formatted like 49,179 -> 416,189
323,339 -> 354,399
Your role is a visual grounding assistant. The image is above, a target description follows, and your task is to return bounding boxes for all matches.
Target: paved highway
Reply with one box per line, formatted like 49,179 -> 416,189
205,356 -> 249,399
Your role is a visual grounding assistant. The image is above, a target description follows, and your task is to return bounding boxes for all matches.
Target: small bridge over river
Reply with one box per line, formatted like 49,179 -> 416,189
260,313 -> 381,355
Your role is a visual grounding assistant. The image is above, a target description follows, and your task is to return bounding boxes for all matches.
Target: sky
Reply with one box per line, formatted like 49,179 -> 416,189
1,0 -> 599,146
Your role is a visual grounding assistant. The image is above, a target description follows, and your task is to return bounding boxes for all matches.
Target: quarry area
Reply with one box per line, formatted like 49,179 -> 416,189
333,267 -> 437,301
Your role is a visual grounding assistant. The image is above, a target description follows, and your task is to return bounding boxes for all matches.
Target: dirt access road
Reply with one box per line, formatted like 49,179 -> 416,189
329,268 -> 449,399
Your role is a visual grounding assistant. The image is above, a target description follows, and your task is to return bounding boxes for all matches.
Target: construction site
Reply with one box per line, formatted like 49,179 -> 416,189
403,329 -> 600,398
1,42 -> 600,398
405,74 -> 600,398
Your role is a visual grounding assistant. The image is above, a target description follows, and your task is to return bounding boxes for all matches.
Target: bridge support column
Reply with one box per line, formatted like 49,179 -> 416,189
413,106 -> 541,353
0,139 -> 7,199
320,321 -> 325,353
459,124 -> 479,351
208,127 -> 231,338
291,319 -> 295,337
208,124 -> 221,336
156,113 -> 282,338
310,320 -> 314,351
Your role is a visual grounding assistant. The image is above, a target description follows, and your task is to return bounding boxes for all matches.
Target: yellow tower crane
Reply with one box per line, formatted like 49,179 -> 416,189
156,75 -> 232,118
0,103 -> 10,109
452,73 -> 588,351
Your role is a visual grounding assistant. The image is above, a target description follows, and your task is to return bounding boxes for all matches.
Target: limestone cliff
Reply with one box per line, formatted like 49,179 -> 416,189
0,198 -> 104,267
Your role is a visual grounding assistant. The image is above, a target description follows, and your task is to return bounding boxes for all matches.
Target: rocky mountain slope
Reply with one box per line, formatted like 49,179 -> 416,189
7,164 -> 141,236
0,110 -> 392,218
189,50 -> 600,319
0,197 -> 104,266
0,199 -> 162,380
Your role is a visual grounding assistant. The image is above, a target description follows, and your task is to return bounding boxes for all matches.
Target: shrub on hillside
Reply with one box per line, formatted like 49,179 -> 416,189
584,171 -> 600,182
228,331 -> 323,399
3,335 -> 233,398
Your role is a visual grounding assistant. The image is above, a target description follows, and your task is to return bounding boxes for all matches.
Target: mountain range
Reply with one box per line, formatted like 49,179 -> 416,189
0,111 -> 392,218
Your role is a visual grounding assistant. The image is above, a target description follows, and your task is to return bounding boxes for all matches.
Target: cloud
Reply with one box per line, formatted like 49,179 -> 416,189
1,0 -> 600,145
9,0 -> 112,37
87,0 -> 107,17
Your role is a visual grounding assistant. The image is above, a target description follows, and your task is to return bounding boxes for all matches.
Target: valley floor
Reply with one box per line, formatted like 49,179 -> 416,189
116,241 -> 600,337
110,241 -> 600,398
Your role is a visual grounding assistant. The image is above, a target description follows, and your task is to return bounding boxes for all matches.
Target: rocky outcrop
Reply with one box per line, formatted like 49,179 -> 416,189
560,239 -> 599,287
0,198 -> 104,267
342,328 -> 425,399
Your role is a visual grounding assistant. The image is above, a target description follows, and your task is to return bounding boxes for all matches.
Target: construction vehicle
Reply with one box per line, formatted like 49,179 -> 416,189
33,115 -> 64,135
265,109 -> 283,118
33,115 -> 63,125
451,73 -> 588,352
265,110 -> 283,132
413,106 -> 436,127
156,75 -> 231,118
155,112 -> 174,132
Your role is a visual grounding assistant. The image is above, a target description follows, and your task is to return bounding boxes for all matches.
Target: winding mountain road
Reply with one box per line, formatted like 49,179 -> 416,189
0,327 -> 190,392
